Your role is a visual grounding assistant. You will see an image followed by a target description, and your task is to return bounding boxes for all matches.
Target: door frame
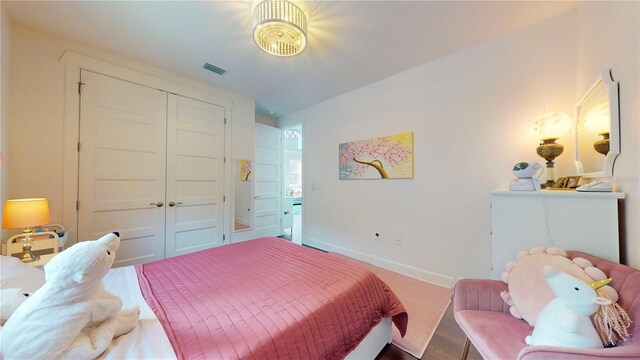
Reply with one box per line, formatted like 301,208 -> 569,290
61,51 -> 233,246
279,120 -> 305,245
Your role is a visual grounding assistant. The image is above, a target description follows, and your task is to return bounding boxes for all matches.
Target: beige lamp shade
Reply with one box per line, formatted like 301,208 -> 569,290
2,198 -> 51,229
529,111 -> 572,140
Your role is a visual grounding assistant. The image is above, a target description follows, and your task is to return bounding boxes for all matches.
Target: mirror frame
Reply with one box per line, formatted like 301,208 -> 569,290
574,69 -> 620,177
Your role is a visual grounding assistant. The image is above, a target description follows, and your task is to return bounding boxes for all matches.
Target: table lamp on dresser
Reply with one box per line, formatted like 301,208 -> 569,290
2,198 -> 51,262
529,111 -> 572,188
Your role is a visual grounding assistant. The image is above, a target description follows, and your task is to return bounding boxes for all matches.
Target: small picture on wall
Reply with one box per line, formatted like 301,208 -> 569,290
240,160 -> 251,181
339,132 -> 414,180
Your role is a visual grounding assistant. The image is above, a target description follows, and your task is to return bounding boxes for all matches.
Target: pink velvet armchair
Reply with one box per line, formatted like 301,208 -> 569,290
453,251 -> 640,359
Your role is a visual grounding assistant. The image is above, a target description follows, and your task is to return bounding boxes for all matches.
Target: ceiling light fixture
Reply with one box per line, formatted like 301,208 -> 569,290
253,0 -> 307,57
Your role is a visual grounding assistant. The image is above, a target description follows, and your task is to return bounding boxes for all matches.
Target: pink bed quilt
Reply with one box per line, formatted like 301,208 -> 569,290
136,237 -> 407,359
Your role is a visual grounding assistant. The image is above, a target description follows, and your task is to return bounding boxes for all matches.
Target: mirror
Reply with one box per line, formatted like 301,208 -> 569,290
574,69 -> 620,177
234,159 -> 252,232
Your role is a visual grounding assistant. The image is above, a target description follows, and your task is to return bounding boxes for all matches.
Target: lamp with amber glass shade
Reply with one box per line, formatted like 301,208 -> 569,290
530,111 -> 572,188
2,198 -> 51,262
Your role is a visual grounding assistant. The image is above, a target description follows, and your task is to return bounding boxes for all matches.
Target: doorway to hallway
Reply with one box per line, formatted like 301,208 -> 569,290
282,124 -> 302,244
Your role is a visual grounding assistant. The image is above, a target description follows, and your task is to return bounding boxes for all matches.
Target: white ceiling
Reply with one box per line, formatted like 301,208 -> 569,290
4,1 -> 577,117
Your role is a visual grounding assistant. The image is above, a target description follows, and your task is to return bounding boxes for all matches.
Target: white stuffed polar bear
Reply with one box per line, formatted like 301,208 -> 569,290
1,232 -> 139,360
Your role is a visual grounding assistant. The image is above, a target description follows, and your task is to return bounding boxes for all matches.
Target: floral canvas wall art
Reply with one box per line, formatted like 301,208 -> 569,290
339,132 -> 413,179
240,160 -> 251,181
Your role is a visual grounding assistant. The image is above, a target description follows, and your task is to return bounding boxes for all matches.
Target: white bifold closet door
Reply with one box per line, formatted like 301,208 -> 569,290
78,70 -> 225,267
78,71 -> 167,266
165,94 -> 225,257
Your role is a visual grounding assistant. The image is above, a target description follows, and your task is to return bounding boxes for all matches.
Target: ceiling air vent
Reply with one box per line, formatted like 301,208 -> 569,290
203,63 -> 227,75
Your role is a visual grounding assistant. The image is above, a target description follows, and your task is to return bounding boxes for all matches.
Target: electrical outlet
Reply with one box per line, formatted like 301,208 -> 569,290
395,236 -> 402,246
374,232 -> 381,241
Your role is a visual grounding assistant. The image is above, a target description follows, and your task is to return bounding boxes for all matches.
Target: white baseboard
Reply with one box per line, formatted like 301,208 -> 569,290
303,237 -> 456,288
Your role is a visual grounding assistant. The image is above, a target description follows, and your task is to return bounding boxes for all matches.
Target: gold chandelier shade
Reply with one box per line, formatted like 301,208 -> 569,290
253,0 -> 307,57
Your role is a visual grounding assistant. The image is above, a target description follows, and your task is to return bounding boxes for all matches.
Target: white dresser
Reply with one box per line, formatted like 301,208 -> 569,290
490,189 -> 624,279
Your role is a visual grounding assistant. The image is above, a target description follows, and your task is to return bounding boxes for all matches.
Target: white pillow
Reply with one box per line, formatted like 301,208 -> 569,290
1,288 -> 31,325
0,255 -> 45,292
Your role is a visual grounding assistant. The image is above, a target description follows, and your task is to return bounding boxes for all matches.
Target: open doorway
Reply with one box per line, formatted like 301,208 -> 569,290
282,124 -> 302,244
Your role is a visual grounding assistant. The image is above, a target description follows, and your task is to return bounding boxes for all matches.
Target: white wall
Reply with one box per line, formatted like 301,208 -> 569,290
280,12 -> 579,285
575,1 -> 639,268
7,23 -> 256,229
281,2 -> 640,283
0,4 -> 11,236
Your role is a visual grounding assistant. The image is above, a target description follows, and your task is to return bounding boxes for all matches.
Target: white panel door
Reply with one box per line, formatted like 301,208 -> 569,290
254,123 -> 282,237
165,94 -> 226,257
78,70 -> 167,267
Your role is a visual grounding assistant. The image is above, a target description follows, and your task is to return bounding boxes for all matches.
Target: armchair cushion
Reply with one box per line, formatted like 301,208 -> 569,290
456,310 -> 531,359
454,252 -> 640,360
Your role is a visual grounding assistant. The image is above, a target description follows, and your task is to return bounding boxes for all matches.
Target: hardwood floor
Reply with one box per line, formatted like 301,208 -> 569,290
376,303 -> 483,360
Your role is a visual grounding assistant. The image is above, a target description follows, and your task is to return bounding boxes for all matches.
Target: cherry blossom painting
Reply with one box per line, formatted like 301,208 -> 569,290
339,132 -> 413,179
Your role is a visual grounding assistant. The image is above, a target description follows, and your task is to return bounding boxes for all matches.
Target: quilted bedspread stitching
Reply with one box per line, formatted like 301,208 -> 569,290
137,237 -> 408,360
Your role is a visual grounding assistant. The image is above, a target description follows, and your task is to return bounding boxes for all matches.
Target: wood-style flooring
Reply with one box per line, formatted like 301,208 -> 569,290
376,303 -> 483,360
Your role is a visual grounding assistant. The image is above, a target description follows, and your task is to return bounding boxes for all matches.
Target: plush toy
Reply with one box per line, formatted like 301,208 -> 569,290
525,266 -> 611,349
500,247 -> 618,326
0,288 -> 30,325
1,232 -> 139,360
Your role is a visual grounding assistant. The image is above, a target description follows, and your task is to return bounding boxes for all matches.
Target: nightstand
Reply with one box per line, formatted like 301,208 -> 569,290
3,227 -> 69,268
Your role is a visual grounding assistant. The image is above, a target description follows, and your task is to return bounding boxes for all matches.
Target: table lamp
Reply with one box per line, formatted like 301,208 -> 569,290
2,198 -> 51,262
583,102 -> 610,155
529,111 -> 572,188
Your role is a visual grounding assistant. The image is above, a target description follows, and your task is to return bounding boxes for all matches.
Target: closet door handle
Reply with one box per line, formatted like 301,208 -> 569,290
149,202 -> 164,207
168,201 -> 182,207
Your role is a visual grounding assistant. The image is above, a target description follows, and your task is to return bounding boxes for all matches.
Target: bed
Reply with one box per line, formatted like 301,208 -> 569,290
98,237 -> 407,359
